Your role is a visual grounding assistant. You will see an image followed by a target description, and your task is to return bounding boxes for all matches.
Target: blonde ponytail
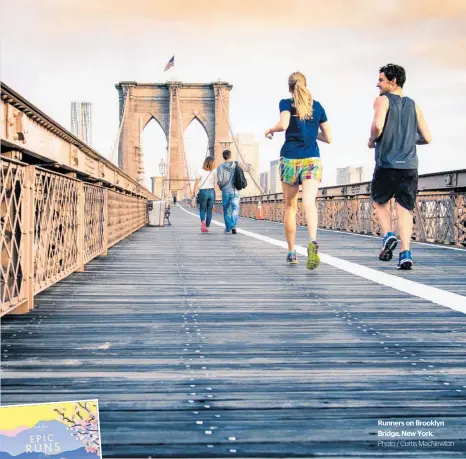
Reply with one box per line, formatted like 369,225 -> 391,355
288,72 -> 313,120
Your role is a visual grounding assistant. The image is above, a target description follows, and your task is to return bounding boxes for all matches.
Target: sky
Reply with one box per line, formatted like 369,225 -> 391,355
1,0 -> 466,188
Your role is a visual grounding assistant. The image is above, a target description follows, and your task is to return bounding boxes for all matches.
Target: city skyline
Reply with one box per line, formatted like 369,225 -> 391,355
1,1 -> 465,188
336,166 -> 368,186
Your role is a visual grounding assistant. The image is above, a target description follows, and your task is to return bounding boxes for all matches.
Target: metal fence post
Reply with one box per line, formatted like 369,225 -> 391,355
101,188 -> 109,256
76,181 -> 85,272
453,194 -> 466,246
11,165 -> 35,314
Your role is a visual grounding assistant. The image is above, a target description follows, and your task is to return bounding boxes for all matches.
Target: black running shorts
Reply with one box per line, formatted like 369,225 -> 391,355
371,167 -> 418,211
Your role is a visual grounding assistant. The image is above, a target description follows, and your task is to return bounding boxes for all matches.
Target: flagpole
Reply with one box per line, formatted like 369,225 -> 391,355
164,55 -> 176,82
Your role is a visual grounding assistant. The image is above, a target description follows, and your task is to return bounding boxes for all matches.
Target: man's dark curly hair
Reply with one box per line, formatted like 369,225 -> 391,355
379,64 -> 406,88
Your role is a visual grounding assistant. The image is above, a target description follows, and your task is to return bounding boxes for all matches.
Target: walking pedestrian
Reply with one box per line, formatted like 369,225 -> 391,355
192,156 -> 216,233
217,149 -> 251,234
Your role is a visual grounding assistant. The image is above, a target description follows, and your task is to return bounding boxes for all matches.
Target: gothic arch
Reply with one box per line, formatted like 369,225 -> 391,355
185,115 -> 211,149
142,113 -> 168,137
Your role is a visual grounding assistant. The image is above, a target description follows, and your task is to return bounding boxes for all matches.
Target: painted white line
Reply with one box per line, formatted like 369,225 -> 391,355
318,228 -> 466,252
178,205 -> 466,314
224,212 -> 466,252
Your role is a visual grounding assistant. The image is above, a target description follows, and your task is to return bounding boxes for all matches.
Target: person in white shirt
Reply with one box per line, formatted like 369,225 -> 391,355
192,156 -> 216,233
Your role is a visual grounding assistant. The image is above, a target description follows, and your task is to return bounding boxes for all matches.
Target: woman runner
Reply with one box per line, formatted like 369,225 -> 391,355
265,71 -> 332,268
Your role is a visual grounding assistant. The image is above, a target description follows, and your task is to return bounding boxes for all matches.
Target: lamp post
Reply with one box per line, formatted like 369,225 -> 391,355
159,158 -> 167,176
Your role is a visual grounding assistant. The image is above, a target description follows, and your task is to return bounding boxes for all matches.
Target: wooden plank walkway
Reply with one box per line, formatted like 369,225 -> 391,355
2,206 -> 466,458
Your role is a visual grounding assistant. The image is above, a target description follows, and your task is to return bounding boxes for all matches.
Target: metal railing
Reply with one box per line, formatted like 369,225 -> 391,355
215,171 -> 466,247
1,157 -> 148,316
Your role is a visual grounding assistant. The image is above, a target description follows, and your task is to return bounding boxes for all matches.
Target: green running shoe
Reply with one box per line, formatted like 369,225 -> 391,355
306,240 -> 320,270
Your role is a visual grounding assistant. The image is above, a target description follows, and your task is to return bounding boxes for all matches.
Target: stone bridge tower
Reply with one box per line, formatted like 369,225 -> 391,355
115,81 -> 232,197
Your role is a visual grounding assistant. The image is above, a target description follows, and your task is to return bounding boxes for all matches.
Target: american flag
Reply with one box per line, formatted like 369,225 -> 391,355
164,55 -> 175,71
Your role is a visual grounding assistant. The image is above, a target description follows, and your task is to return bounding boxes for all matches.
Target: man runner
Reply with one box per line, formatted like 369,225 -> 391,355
368,63 -> 432,269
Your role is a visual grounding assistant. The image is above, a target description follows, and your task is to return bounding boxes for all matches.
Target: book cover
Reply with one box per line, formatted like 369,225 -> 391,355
0,400 -> 101,458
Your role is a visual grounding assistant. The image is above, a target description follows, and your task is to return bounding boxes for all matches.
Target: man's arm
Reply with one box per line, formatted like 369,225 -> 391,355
368,96 -> 389,148
415,104 -> 432,145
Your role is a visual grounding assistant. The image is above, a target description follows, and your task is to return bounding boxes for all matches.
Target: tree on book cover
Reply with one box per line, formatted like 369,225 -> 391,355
0,400 -> 101,458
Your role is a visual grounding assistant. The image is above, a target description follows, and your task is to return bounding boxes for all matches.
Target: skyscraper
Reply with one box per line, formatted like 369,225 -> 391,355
260,172 -> 269,194
71,101 -> 92,146
269,159 -> 280,193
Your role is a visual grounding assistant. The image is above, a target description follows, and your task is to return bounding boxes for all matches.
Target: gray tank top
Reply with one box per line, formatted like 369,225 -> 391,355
375,93 -> 418,169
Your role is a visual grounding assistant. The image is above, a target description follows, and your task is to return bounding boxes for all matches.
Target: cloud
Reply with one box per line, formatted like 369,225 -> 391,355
414,37 -> 466,69
12,0 -> 466,28
7,0 -> 465,71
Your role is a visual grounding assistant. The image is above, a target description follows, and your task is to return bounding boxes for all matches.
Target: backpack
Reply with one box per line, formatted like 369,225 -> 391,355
233,161 -> 247,191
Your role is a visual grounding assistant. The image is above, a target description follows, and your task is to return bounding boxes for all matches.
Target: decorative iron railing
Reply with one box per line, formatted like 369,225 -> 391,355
216,189 -> 466,247
1,157 -> 148,316
33,168 -> 80,294
83,184 -> 106,263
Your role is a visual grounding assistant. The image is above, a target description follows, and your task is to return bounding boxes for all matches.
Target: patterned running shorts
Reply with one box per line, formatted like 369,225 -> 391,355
279,157 -> 323,186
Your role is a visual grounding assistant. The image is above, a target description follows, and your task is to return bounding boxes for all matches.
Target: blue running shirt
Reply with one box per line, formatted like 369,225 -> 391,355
279,98 -> 328,159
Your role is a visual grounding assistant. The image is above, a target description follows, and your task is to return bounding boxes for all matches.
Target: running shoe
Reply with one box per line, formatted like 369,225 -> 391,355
286,251 -> 298,265
306,240 -> 320,270
379,232 -> 398,261
398,250 -> 413,270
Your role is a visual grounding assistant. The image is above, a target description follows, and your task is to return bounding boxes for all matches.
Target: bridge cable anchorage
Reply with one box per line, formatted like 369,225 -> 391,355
175,87 -> 194,198
217,88 -> 266,214
110,90 -> 130,167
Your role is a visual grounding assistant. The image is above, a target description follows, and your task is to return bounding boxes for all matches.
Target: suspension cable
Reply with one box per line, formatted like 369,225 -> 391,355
217,88 -> 265,195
